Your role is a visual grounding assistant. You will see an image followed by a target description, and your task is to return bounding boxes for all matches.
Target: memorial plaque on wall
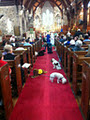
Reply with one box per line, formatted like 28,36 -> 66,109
14,26 -> 20,36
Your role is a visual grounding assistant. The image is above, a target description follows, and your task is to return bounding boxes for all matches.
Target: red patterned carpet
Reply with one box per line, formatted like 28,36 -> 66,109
9,47 -> 83,120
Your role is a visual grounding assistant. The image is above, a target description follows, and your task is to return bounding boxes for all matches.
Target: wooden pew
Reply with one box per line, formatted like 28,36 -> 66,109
0,64 -> 13,120
72,52 -> 90,96
19,45 -> 34,67
21,40 -> 42,67
67,49 -> 87,82
60,44 -> 64,67
32,44 -> 36,63
81,60 -> 90,120
84,41 -> 90,45
14,48 -> 31,65
13,50 -> 30,81
5,55 -> 22,96
15,50 -> 27,60
0,42 -> 2,47
55,40 -> 66,67
1,48 -> 30,83
64,46 -> 69,73
55,40 -> 61,58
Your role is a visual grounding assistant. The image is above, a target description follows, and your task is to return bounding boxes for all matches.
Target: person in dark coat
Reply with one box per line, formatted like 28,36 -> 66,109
74,29 -> 83,37
47,33 -> 51,43
3,45 -> 25,85
4,44 -> 15,60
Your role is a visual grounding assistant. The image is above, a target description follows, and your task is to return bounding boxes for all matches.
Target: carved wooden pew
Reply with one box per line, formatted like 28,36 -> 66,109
13,50 -> 29,81
35,40 -> 42,52
81,60 -> 90,120
72,52 -> 90,96
84,41 -> 90,45
0,42 -> 2,47
1,49 -> 29,82
15,48 -> 31,65
19,45 -> 34,67
61,44 -> 65,67
67,49 -> 87,82
32,44 -> 36,63
5,55 -> 22,96
0,64 -> 13,120
55,40 -> 66,67
55,40 -> 61,58
64,46 -> 70,73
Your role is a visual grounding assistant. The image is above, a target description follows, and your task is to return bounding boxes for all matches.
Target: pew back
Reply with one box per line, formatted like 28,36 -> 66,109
5,55 -> 22,96
81,61 -> 90,120
0,64 -> 13,120
73,52 -> 90,95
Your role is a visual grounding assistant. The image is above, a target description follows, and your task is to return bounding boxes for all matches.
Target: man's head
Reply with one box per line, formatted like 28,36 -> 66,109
4,44 -> 13,53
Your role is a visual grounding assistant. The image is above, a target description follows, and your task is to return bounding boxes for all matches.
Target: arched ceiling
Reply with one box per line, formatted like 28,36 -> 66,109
19,0 -> 84,15
20,0 -> 72,11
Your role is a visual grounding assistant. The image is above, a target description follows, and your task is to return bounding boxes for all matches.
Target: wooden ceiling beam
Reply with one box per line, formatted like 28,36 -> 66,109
33,0 -> 63,16
64,0 -> 71,6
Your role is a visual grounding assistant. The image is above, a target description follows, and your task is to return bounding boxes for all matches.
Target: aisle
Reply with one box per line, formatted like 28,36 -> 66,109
9,47 -> 83,120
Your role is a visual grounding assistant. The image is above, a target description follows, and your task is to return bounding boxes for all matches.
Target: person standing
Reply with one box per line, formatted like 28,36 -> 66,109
46,32 -> 51,43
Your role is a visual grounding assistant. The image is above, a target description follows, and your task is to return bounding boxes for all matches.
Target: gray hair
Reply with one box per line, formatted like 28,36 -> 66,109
75,40 -> 82,47
4,44 -> 12,52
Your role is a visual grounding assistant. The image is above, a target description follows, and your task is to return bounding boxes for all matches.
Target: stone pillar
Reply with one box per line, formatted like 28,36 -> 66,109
75,0 -> 78,25
83,0 -> 88,32
89,5 -> 90,26
0,6 -> 18,35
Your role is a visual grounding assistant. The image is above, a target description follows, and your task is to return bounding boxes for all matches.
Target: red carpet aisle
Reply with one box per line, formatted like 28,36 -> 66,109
9,47 -> 83,120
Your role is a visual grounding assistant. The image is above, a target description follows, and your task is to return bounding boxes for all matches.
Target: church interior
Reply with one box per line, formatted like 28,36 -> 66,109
0,0 -> 90,120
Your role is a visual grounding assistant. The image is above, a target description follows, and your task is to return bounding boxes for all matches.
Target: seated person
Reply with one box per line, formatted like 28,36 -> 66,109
79,34 -> 84,42
0,51 -> 11,73
23,39 -> 32,46
15,42 -> 25,51
59,35 -> 64,42
72,40 -> 85,51
61,36 -> 67,43
1,40 -> 7,47
3,44 -> 15,60
69,39 -> 75,48
3,45 -> 25,85
67,31 -> 71,37
64,37 -> 71,46
9,35 -> 15,42
0,51 -> 11,106
85,45 -> 90,57
83,34 -> 90,42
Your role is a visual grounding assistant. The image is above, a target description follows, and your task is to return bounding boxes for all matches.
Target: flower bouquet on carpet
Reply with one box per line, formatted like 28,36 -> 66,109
31,69 -> 47,78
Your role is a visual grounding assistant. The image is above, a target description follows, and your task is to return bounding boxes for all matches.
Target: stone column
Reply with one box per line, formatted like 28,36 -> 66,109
0,6 -> 18,35
83,0 -> 88,32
